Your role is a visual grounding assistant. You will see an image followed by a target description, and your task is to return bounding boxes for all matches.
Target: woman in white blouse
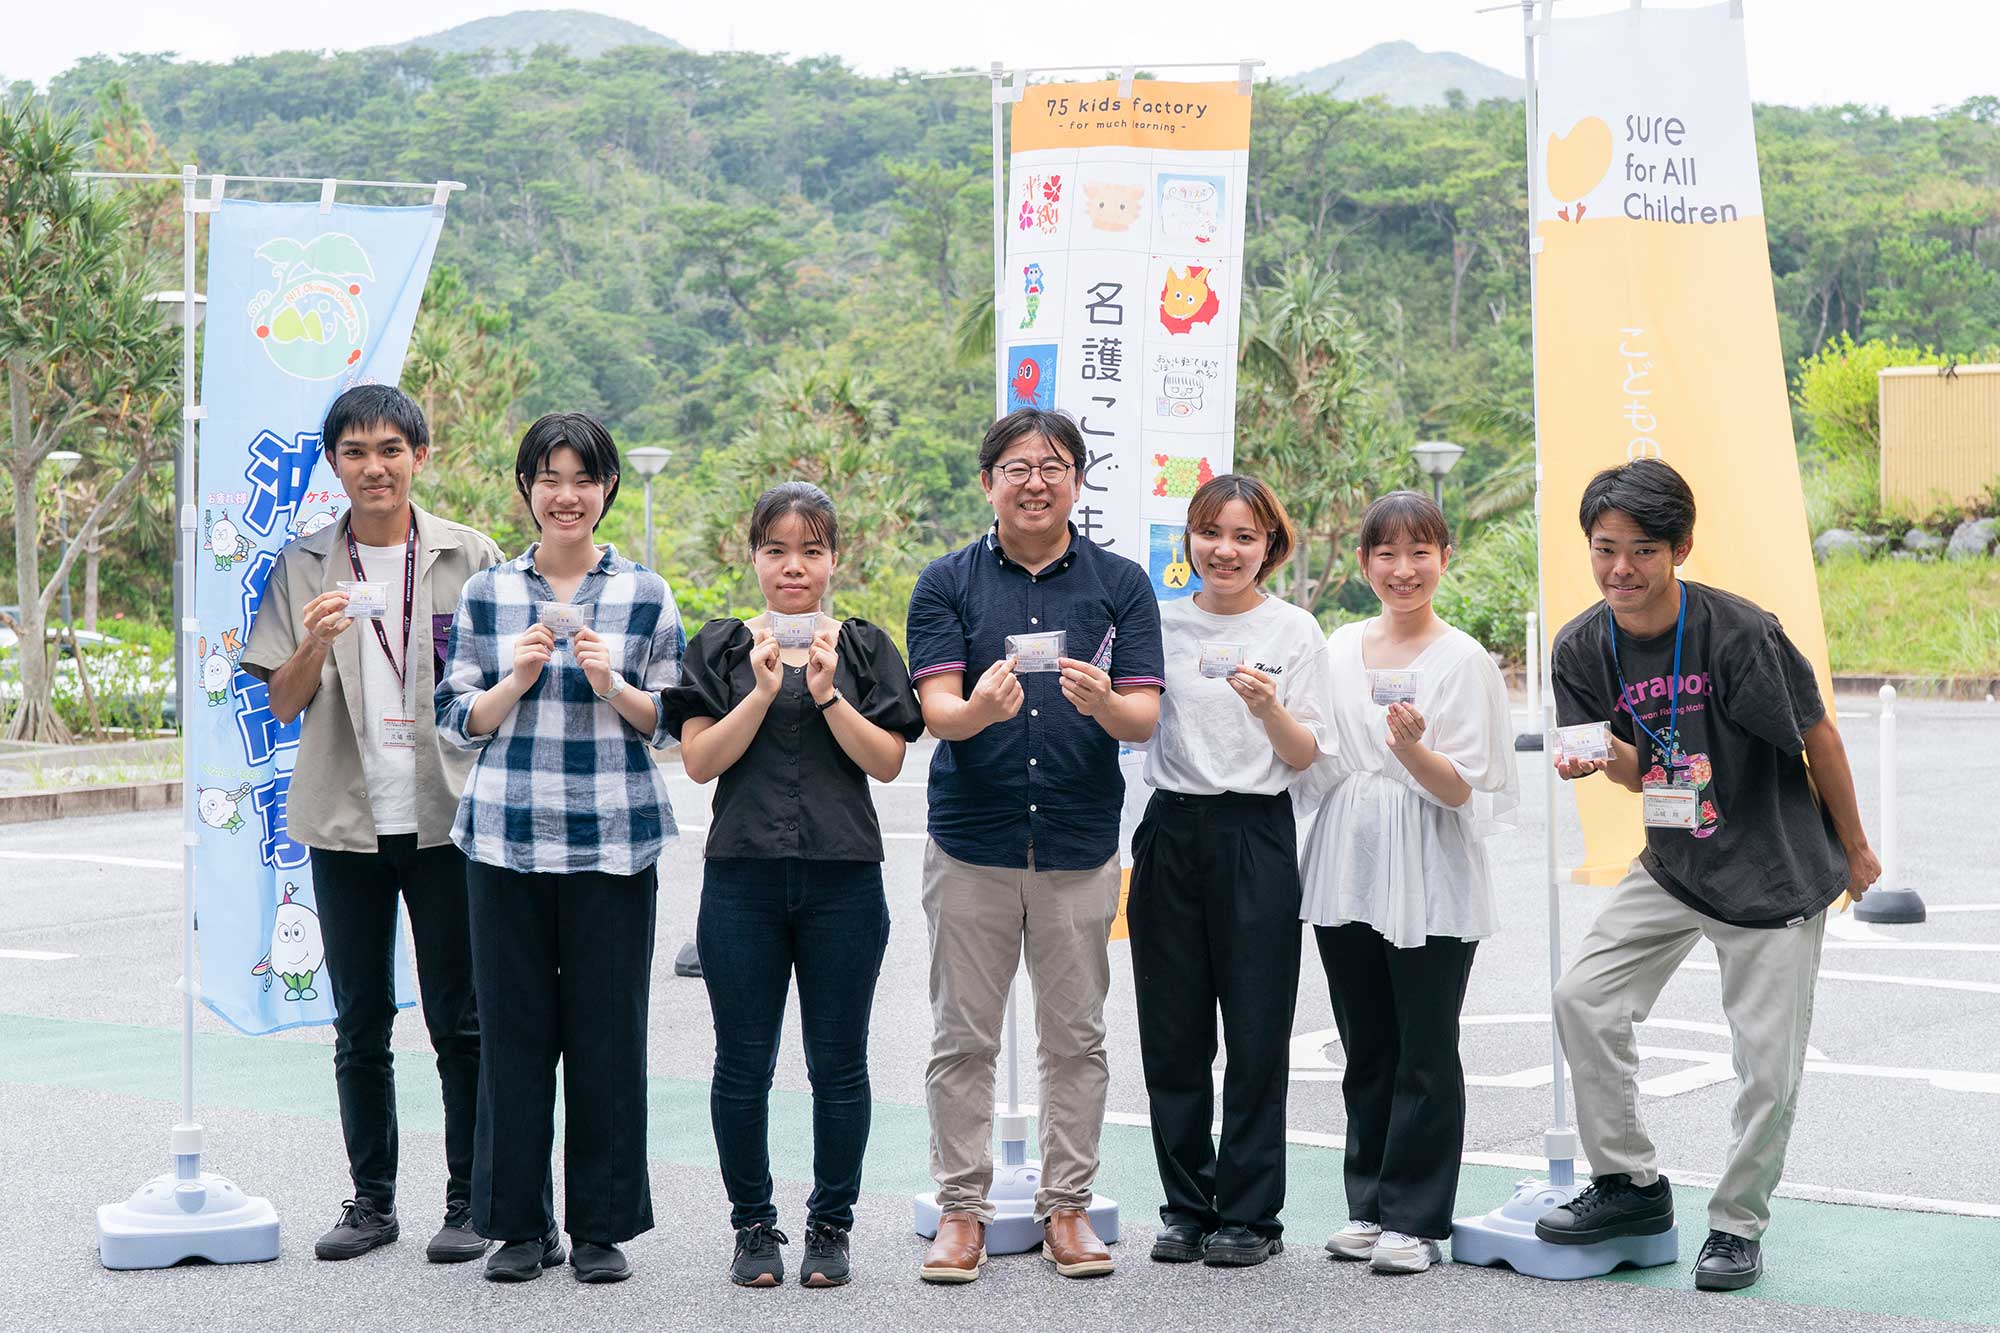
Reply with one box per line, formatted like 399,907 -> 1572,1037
1296,490 -> 1518,1275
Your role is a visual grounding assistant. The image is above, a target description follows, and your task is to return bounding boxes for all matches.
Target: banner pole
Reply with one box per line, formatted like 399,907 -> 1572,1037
177,162 -> 200,1137
990,62 -> 1008,420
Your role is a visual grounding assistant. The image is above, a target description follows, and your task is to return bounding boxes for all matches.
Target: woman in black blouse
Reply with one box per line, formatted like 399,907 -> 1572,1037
664,482 -> 925,1290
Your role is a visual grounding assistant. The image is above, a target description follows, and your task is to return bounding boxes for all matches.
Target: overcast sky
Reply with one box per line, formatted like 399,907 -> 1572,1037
4,0 -> 1996,115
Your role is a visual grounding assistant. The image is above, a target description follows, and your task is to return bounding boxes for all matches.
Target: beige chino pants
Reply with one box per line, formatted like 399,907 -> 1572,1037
1552,860 -> 1828,1240
921,838 -> 1123,1223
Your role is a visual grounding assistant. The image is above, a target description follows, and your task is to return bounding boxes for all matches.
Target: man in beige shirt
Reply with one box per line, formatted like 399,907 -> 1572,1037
241,384 -> 502,1266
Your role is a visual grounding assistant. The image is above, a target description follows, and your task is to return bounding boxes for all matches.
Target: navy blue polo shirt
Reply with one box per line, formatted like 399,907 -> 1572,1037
907,523 -> 1165,871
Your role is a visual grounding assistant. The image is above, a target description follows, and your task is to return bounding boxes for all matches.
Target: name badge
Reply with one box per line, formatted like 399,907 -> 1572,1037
537,602 -> 588,638
1198,640 -> 1245,679
1005,630 -> 1066,674
1642,784 -> 1698,828
767,610 -> 821,649
1368,668 -> 1421,705
381,716 -> 417,750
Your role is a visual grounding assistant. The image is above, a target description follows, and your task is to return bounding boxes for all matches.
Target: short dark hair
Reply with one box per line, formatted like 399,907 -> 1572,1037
1185,474 -> 1297,583
1578,459 -> 1696,547
513,413 -> 622,530
1359,490 -> 1451,552
978,408 -> 1086,475
749,481 -> 838,552
321,384 -> 429,457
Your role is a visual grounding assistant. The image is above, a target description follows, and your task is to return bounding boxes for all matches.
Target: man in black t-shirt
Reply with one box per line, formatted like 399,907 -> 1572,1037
1534,460 -> 1879,1292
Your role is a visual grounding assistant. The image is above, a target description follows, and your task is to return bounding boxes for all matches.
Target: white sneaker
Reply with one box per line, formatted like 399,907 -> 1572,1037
1324,1220 -> 1381,1261
1369,1231 -> 1442,1273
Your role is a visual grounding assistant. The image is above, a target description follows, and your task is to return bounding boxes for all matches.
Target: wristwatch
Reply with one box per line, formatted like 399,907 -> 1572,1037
594,670 -> 628,701
814,688 -> 844,713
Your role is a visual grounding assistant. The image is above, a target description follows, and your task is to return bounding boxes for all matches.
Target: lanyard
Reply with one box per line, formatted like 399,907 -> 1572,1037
346,513 -> 416,692
1607,583 -> 1685,774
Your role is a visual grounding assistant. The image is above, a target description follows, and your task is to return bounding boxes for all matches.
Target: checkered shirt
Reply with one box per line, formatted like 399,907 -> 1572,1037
436,543 -> 683,874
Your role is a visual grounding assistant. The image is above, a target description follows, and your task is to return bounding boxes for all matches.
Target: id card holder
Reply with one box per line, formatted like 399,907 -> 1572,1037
1641,783 -> 1698,829
381,716 -> 417,750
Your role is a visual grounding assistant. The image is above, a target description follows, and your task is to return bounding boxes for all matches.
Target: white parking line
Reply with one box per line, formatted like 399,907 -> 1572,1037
0,949 -> 77,961
1685,958 -> 2000,995
0,849 -> 178,870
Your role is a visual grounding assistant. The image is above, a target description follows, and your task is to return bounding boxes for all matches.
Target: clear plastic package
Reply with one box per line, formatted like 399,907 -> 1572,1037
1554,721 -> 1614,764
1005,629 -> 1066,673
1368,668 -> 1421,705
537,602 -> 588,638
338,581 -> 387,619
1198,640 -> 1245,679
767,611 -> 821,648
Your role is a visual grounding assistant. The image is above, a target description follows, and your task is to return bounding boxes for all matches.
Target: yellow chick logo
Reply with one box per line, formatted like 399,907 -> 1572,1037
1546,117 -> 1612,221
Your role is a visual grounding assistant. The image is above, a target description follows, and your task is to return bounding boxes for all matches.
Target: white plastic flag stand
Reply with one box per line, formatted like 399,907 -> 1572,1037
913,966 -> 1121,1252
95,165 -> 279,1268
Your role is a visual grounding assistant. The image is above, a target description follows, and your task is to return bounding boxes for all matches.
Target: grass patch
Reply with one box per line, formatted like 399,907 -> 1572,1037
1819,556 -> 2000,676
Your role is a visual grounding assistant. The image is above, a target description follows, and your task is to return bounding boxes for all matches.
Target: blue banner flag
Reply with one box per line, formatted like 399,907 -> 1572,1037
192,198 -> 444,1034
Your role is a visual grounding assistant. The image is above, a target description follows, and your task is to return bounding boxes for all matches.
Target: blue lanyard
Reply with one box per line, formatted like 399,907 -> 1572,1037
1607,583 -> 1685,775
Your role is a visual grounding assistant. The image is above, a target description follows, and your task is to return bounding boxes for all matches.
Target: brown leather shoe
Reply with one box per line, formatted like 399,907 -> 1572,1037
919,1213 -> 987,1283
1042,1207 -> 1114,1278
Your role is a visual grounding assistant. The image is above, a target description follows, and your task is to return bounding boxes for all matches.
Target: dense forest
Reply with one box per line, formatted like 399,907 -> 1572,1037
10,41 -> 2000,655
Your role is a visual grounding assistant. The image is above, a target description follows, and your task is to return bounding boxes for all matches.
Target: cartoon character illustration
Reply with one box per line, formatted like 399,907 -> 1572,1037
1153,453 -> 1215,499
197,783 -> 252,834
252,884 -> 326,1002
248,233 -> 376,380
1158,266 -> 1221,335
1547,116 -> 1612,222
1154,372 -> 1207,419
1159,177 -> 1222,245
204,509 -> 252,571
1010,356 -> 1043,407
1019,263 -> 1045,329
293,509 -> 337,538
1082,181 -> 1144,232
198,630 -> 243,706
1162,534 -> 1194,589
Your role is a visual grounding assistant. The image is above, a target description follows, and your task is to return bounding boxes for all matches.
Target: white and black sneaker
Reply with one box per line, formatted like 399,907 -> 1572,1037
1369,1231 -> 1442,1273
800,1223 -> 851,1287
731,1223 -> 789,1287
1325,1220 -> 1382,1261
1694,1229 -> 1762,1291
1534,1173 -> 1675,1245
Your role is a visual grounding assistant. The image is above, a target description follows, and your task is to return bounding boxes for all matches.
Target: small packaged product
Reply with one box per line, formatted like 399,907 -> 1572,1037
767,611 -> 821,649
1198,641 -> 1246,679
536,602 -> 588,639
1004,629 -> 1067,673
1554,721 -> 1614,765
338,581 -> 388,619
1368,668 -> 1421,706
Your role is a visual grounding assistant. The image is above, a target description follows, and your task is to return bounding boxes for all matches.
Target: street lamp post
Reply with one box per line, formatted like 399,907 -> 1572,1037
625,446 -> 672,570
47,450 -> 84,627
147,291 -> 206,732
1410,439 -> 1467,511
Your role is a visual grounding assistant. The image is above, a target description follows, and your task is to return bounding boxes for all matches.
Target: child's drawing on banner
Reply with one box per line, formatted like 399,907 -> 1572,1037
1146,520 -> 1201,600
1007,344 -> 1059,411
1151,449 -> 1215,499
1154,261 -> 1224,340
1157,173 -> 1226,249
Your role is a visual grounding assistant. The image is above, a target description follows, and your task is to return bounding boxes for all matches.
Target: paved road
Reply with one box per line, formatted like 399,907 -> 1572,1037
3,695 -> 1997,1329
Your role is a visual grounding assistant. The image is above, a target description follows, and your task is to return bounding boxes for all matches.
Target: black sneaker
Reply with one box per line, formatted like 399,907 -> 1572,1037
731,1223 -> 788,1287
1534,1173 -> 1675,1245
572,1240 -> 632,1284
314,1198 -> 399,1260
484,1227 -> 566,1282
1150,1223 -> 1208,1263
1203,1226 -> 1282,1268
426,1205 -> 488,1264
1694,1229 -> 1762,1291
800,1222 -> 850,1287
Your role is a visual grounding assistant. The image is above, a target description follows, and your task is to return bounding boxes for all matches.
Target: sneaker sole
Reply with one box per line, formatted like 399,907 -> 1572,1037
575,1265 -> 631,1284
801,1270 -> 851,1287
1043,1243 -> 1115,1278
919,1250 -> 986,1283
1534,1212 -> 1676,1246
314,1225 -> 400,1261
426,1241 -> 489,1264
1696,1263 -> 1762,1292
1326,1237 -> 1378,1261
1370,1253 -> 1438,1274
732,1271 -> 783,1287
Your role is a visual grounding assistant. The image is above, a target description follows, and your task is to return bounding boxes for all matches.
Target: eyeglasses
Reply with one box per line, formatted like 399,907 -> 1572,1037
992,460 -> 1074,486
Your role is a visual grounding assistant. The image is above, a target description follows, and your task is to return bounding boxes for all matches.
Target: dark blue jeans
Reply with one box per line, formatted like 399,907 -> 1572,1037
698,857 -> 890,1231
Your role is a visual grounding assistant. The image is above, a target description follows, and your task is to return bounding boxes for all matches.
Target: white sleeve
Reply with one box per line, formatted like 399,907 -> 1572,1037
1421,643 -> 1521,835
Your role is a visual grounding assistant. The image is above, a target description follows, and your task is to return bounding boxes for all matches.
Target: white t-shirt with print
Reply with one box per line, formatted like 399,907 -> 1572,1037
1142,593 -> 1337,797
352,540 -> 418,836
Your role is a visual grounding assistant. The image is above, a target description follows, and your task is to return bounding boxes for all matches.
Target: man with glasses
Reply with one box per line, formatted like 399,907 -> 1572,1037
906,408 -> 1165,1283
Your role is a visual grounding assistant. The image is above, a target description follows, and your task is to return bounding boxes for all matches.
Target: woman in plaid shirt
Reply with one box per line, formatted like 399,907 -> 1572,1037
436,413 -> 684,1285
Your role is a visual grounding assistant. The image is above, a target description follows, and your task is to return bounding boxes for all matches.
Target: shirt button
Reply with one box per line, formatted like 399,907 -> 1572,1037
1029,757 -> 1037,766
1030,708 -> 1038,717
1030,617 -> 1039,625
1030,804 -> 1038,813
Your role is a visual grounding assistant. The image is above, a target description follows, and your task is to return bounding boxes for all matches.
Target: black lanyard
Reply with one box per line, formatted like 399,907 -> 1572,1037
346,514 -> 416,692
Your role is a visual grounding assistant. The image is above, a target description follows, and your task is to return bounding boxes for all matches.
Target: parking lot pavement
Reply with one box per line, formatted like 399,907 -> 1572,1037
3,695 -> 1998,1328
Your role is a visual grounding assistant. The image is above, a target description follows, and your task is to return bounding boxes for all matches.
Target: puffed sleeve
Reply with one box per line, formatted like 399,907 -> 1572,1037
1417,636 -> 1521,836
843,619 -> 927,741
661,619 -> 743,740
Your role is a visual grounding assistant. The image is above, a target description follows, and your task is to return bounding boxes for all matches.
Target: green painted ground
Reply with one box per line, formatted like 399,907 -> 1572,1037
8,1012 -> 1997,1326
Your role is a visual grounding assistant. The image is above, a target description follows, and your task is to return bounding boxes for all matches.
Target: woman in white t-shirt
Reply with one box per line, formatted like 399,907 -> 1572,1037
1297,490 -> 1518,1275
1127,475 -> 1336,1270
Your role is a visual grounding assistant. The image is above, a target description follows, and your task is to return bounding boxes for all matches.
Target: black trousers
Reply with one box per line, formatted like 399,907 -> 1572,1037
309,836 -> 480,1214
466,860 -> 659,1244
1315,923 -> 1478,1240
1127,789 -> 1301,1238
